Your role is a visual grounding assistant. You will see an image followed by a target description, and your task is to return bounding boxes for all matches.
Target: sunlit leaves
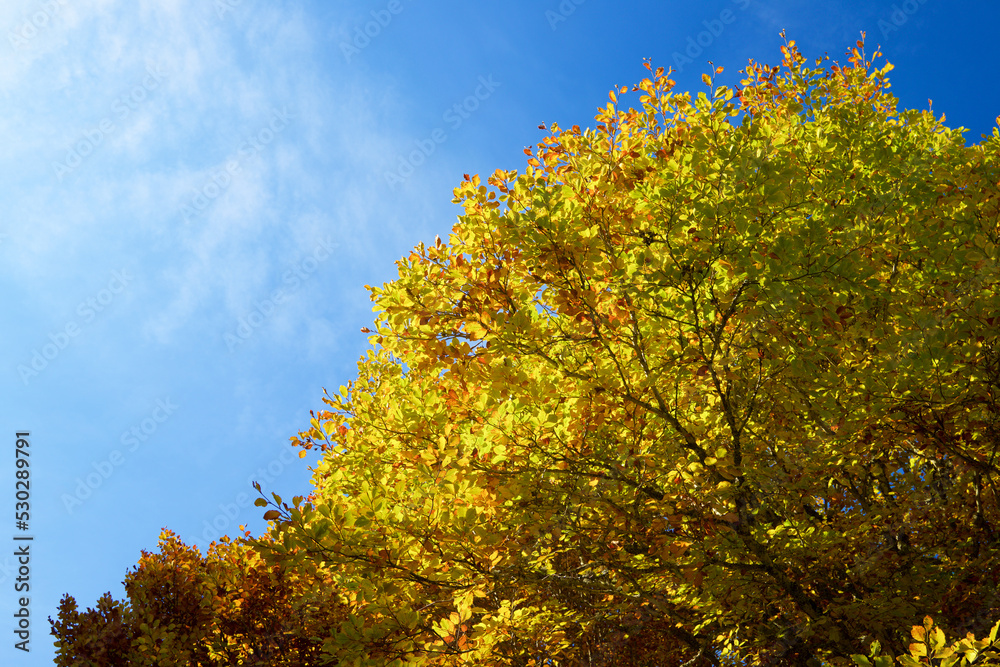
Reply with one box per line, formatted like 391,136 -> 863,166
310,34 -> 998,666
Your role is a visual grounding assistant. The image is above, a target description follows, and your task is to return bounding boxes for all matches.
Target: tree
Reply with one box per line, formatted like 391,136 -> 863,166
50,529 -> 348,666
53,36 -> 1000,666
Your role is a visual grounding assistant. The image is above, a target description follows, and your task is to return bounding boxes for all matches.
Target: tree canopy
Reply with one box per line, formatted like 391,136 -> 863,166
53,36 -> 1000,666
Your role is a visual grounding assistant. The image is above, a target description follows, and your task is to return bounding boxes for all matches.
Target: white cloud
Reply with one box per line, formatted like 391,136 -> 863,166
1,0 -> 445,359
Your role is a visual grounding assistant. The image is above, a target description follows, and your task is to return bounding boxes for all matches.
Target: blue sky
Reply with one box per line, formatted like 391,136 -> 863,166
1,0 -> 998,663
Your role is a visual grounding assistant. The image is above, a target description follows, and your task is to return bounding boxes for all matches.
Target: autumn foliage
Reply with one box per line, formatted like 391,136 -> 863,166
53,36 -> 1000,666
50,530 -> 347,666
